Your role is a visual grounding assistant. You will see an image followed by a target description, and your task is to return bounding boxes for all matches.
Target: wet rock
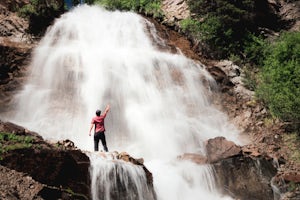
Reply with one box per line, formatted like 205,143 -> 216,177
91,151 -> 156,200
213,155 -> 277,200
117,151 -> 145,165
116,151 -> 153,186
206,136 -> 242,163
177,153 -> 207,164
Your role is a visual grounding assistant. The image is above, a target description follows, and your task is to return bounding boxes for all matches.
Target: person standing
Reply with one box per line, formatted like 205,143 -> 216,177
89,104 -> 110,152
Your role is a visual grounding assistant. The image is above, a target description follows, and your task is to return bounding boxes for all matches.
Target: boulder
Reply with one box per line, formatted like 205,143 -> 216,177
213,155 -> 277,200
206,136 -> 242,163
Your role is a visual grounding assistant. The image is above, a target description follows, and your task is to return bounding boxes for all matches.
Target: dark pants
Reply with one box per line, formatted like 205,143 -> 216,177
94,131 -> 108,152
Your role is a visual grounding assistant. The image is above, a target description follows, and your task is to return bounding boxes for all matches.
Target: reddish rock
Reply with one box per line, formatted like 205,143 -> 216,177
177,153 -> 207,164
206,136 -> 242,163
283,172 -> 300,183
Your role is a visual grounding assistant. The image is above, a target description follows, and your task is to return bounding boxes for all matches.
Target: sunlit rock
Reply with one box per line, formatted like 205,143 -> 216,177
206,136 -> 242,163
177,153 -> 207,164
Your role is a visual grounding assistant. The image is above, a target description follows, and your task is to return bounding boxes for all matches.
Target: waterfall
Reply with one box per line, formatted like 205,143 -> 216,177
2,5 -> 241,200
88,153 -> 156,200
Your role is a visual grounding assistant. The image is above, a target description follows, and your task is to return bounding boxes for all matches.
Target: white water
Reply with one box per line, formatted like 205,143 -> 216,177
2,5 -> 241,200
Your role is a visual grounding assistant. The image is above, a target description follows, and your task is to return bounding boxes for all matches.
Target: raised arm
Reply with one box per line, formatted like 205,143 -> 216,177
103,104 -> 110,115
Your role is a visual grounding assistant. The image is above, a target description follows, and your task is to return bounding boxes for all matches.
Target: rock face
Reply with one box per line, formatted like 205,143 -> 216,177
178,137 -> 277,200
0,120 -> 156,200
276,0 -> 300,31
162,0 -> 190,25
0,121 -> 91,199
0,3 -> 34,112
213,155 -> 277,200
2,149 -> 91,199
0,165 -> 44,200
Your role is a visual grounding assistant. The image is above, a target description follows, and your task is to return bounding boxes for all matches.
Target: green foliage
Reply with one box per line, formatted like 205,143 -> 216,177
256,31 -> 300,124
93,0 -> 163,17
180,18 -> 201,37
184,0 -> 258,58
0,132 -> 34,157
243,33 -> 267,65
19,0 -> 60,18
242,65 -> 258,91
18,0 -> 63,35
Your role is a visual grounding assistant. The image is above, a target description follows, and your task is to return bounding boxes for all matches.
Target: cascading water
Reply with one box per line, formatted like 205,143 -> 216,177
2,5 -> 242,200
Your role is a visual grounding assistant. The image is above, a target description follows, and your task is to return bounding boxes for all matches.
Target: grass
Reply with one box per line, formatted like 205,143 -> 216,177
0,132 -> 34,160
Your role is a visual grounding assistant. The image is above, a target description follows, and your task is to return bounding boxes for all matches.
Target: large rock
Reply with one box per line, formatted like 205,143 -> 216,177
206,136 -> 242,163
177,137 -> 242,164
213,155 -> 277,200
0,120 -> 156,200
0,121 -> 91,199
177,137 -> 277,200
207,137 -> 277,199
1,147 -> 91,199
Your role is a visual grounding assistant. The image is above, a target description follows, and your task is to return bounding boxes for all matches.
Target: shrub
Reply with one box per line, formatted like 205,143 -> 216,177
243,33 -> 267,65
184,0 -> 256,58
18,0 -> 64,35
94,0 -> 163,18
256,31 -> 300,125
180,18 -> 201,37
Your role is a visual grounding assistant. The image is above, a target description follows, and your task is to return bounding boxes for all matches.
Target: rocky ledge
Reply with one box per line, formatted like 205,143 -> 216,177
178,136 -> 299,200
0,120 -> 155,200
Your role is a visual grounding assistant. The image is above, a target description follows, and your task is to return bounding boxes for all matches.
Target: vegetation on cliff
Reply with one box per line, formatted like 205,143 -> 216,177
180,0 -> 300,134
0,132 -> 33,160
93,0 -> 163,17
257,31 -> 300,128
18,0 -> 64,35
182,0 -> 261,58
